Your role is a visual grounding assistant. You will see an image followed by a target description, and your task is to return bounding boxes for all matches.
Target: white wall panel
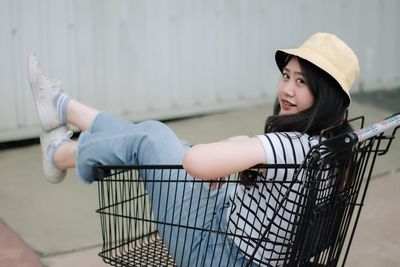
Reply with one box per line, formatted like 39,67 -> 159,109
0,2 -> 18,132
0,0 -> 399,141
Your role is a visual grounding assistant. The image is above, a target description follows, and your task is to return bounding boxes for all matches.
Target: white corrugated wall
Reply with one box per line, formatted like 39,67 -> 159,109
0,0 -> 399,142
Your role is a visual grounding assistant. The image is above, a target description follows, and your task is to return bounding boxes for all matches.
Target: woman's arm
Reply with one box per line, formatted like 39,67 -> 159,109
182,136 -> 266,179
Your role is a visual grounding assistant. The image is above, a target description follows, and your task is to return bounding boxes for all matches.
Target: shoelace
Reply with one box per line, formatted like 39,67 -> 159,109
50,79 -> 63,95
51,79 -> 61,88
36,60 -> 61,91
50,130 -> 73,149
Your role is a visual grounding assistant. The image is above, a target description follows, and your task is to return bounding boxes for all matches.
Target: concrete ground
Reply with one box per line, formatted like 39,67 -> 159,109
0,99 -> 399,267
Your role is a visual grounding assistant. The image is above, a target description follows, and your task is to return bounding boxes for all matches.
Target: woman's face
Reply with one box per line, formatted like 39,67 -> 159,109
278,57 -> 315,115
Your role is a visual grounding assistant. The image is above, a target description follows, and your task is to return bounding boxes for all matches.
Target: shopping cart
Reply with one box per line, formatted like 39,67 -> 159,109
93,114 -> 400,267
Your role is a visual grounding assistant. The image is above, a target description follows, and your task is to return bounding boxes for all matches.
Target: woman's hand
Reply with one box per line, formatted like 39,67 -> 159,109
208,177 -> 225,190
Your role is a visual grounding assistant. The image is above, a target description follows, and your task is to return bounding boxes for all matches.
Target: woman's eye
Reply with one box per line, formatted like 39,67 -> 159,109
296,78 -> 306,85
282,73 -> 289,80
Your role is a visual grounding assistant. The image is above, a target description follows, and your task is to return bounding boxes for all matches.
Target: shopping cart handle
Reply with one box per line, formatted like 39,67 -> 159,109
318,113 -> 400,158
354,113 -> 400,142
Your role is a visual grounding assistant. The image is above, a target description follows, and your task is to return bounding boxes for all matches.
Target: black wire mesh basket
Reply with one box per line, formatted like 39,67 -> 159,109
93,114 -> 399,267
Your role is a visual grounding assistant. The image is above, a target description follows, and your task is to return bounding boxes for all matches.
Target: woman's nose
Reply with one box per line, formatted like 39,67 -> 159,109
282,81 -> 295,96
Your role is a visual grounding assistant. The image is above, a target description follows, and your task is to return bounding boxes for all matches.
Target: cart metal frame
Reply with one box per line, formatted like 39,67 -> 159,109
93,114 -> 399,267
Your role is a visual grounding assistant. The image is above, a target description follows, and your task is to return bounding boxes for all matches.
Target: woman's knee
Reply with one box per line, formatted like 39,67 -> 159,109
138,120 -> 177,144
136,120 -> 186,163
139,120 -> 171,133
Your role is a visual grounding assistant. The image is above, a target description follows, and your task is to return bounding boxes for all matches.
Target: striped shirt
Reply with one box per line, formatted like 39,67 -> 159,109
227,132 -> 320,266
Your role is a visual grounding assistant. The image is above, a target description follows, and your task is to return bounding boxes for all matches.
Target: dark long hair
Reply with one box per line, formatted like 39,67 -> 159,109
240,56 -> 353,187
265,56 -> 352,136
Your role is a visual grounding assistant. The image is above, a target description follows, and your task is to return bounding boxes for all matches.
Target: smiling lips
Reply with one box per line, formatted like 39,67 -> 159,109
281,99 -> 296,110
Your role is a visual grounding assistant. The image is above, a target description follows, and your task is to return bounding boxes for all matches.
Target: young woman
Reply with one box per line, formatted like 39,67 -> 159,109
28,32 -> 359,266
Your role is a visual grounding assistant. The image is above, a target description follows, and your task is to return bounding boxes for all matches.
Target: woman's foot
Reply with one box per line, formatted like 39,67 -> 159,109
28,53 -> 68,131
40,126 -> 73,183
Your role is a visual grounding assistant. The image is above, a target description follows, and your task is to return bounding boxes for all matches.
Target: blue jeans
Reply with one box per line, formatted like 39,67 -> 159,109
76,112 -> 253,267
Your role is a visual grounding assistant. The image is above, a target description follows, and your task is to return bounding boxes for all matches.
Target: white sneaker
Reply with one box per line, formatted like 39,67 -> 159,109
40,126 -> 73,183
28,53 -> 64,132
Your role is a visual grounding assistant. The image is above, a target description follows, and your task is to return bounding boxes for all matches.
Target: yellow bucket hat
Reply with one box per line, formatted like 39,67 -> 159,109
275,32 -> 360,106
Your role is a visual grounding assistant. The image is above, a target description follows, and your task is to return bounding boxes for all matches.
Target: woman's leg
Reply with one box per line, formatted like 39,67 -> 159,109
74,120 -> 246,266
66,99 -> 99,132
66,99 -> 135,133
28,54 -> 246,266
76,119 -> 186,182
75,120 -> 202,265
28,53 -> 145,181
